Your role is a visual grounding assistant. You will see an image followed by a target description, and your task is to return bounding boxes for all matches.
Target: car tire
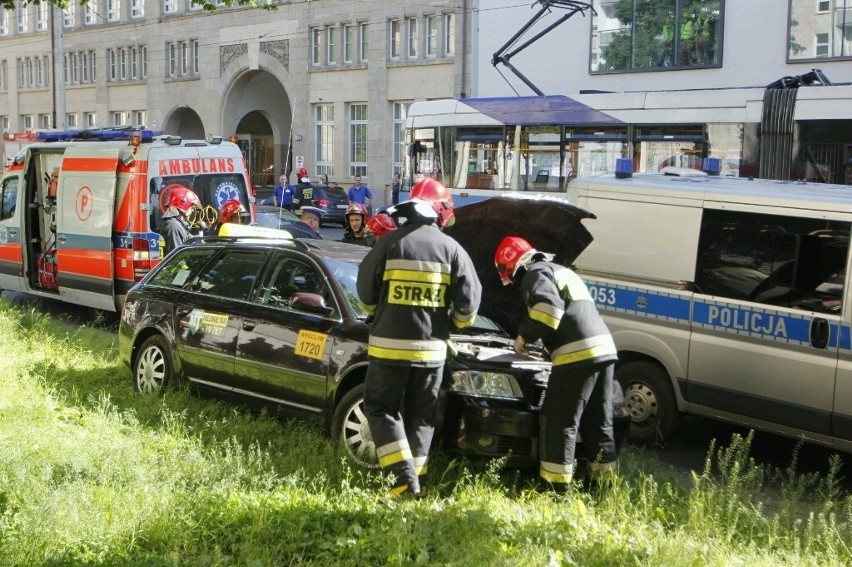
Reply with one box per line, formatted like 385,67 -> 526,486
616,360 -> 679,447
331,383 -> 379,468
133,335 -> 178,393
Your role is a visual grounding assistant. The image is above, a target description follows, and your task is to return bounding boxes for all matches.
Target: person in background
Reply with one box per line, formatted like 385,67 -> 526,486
160,184 -> 201,254
294,168 -> 314,210
494,235 -> 618,492
340,204 -> 375,247
273,174 -> 295,210
356,178 -> 481,498
298,206 -> 324,238
347,176 -> 373,210
391,172 -> 401,206
318,173 -> 330,188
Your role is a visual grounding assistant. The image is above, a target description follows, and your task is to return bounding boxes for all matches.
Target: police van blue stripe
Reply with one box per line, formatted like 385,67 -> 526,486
584,277 -> 852,352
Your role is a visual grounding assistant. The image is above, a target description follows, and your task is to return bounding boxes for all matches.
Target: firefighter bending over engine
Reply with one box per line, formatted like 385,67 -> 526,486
356,178 -> 482,498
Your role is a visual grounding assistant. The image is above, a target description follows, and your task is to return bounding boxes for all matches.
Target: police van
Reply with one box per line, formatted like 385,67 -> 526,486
567,169 -> 852,453
0,129 -> 254,312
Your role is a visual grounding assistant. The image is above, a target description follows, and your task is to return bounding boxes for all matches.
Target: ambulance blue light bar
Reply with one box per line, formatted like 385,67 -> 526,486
35,128 -> 163,143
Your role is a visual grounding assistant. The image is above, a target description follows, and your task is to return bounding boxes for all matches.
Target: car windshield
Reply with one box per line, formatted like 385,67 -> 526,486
325,257 -> 371,320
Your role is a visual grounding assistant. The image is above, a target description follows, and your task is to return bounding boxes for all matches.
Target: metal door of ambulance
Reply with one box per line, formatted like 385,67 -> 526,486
55,146 -> 121,310
0,174 -> 24,291
687,207 -> 847,442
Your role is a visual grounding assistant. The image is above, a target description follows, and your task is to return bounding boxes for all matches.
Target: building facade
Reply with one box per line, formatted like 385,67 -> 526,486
0,0 -> 470,202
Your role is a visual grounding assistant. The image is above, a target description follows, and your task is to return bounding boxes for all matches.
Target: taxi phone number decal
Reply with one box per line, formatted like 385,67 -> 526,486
295,329 -> 328,360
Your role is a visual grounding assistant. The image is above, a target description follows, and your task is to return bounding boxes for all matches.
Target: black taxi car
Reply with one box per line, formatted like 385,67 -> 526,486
119,196 -> 628,467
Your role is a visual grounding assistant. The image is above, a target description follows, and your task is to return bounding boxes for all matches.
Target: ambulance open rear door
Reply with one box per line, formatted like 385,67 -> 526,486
55,146 -> 121,311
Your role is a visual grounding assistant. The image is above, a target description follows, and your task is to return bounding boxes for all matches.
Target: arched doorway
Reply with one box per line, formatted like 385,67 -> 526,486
222,70 -> 293,191
162,107 -> 205,139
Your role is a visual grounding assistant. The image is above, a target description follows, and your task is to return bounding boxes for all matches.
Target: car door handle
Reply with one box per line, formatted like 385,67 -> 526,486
56,234 -> 68,243
810,317 -> 829,349
243,320 -> 257,331
8,229 -> 17,236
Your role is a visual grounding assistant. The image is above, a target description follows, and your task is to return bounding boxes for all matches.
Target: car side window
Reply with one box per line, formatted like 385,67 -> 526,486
191,249 -> 268,301
1,177 -> 18,220
148,248 -> 215,288
256,255 -> 336,316
695,209 -> 850,315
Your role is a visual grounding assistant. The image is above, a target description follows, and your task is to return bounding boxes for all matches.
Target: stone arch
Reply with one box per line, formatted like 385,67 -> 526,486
161,107 -> 205,139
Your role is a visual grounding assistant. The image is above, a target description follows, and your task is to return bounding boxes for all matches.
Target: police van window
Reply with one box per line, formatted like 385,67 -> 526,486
186,249 -> 267,301
1,177 -> 18,220
695,209 -> 850,315
148,248 -> 216,288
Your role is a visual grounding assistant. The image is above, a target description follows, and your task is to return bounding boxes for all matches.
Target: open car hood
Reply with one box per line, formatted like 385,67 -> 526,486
445,195 -> 596,336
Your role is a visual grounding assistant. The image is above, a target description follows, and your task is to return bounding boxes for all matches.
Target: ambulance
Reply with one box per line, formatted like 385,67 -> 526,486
0,129 -> 255,312
567,167 -> 852,453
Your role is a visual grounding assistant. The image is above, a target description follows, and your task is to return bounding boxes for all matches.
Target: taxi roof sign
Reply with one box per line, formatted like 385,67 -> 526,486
218,223 -> 294,239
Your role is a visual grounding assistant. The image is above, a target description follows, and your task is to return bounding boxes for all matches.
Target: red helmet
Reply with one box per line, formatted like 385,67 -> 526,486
296,167 -> 309,179
366,213 -> 397,237
495,236 -> 536,286
345,203 -> 368,220
219,199 -> 250,224
409,178 -> 455,228
164,184 -> 200,214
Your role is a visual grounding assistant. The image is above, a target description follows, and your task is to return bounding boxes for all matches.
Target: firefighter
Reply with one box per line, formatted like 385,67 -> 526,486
216,199 -> 251,234
160,184 -> 201,254
494,236 -> 618,491
356,178 -> 482,497
341,203 -> 375,247
365,212 -> 397,238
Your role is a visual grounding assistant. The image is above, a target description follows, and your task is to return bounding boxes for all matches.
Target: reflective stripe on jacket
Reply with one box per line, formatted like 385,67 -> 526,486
519,262 -> 617,368
356,221 -> 482,366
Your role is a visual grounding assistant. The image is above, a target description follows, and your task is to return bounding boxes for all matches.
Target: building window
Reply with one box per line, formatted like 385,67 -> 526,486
426,16 -> 438,58
85,2 -> 96,24
39,114 -> 50,129
81,51 -> 89,82
69,52 -> 78,84
67,113 -> 78,128
180,41 -> 188,75
591,0 -> 722,72
23,115 -> 33,131
34,57 -> 42,86
167,42 -> 177,76
85,112 -> 97,127
392,102 -> 410,172
311,28 -> 321,65
108,49 -> 117,81
327,26 -> 337,65
0,116 -> 8,132
0,60 -> 6,89
17,2 -> 28,34
815,32 -> 829,56
63,6 -> 74,27
407,17 -> 419,58
349,103 -> 367,178
134,110 -> 146,127
90,50 -> 97,82
140,47 -> 146,78
817,0 -> 830,12
130,47 -> 138,79
343,24 -> 354,63
444,13 -> 455,56
111,111 -> 127,126
119,47 -> 127,80
192,40 -> 199,74
0,9 -> 8,36
163,0 -> 177,14
107,0 -> 119,22
389,19 -> 401,59
25,57 -> 33,87
131,0 -> 144,18
315,104 -> 334,177
35,2 -> 47,30
359,22 -> 368,62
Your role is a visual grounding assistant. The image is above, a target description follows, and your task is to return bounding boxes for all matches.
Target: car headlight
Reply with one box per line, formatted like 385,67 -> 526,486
449,370 -> 523,400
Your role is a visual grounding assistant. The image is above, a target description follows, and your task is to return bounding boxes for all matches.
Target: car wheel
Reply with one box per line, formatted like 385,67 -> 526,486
331,383 -> 379,468
133,335 -> 178,393
616,360 -> 679,447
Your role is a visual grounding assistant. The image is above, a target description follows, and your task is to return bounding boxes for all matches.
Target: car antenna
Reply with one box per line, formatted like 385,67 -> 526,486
491,1 -> 595,96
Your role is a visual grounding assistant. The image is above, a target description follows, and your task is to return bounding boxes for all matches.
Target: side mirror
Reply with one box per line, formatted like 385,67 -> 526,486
288,292 -> 334,316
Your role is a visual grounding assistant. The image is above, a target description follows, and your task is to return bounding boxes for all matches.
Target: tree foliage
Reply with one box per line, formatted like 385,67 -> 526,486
0,0 -> 279,12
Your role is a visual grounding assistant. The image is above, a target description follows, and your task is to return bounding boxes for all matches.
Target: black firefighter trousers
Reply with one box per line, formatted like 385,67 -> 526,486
539,361 -> 617,487
363,361 -> 442,495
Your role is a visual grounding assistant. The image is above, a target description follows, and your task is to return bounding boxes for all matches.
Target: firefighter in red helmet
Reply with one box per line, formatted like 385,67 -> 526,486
160,184 -> 200,254
356,178 -> 481,497
216,199 -> 251,234
495,235 -> 619,491
340,203 -> 375,247
365,212 -> 397,238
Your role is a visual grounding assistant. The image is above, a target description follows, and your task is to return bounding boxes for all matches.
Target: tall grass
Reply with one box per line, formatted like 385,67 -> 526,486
0,297 -> 849,566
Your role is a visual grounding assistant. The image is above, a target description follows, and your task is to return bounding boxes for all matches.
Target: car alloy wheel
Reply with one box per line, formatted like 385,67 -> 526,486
133,335 -> 174,393
331,384 -> 379,468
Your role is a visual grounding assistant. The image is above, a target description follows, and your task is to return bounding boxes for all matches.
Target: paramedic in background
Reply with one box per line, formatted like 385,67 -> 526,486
273,174 -> 295,210
356,178 -> 481,498
348,176 -> 373,210
494,235 -> 618,492
160,185 -> 201,254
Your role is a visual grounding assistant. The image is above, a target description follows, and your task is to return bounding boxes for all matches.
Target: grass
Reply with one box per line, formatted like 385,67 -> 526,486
0,297 -> 850,566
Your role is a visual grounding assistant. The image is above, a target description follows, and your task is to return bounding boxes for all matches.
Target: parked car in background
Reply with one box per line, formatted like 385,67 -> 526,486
321,184 -> 349,226
261,186 -> 336,227
254,205 -> 320,239
119,197 -> 628,467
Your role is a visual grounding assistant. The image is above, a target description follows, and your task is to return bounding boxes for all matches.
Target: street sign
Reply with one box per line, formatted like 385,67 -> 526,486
295,155 -> 304,169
